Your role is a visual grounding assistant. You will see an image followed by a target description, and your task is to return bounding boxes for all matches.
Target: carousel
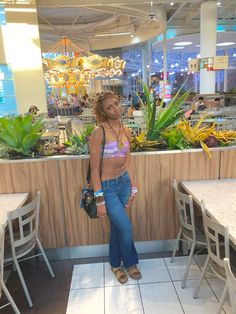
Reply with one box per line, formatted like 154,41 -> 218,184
42,37 -> 126,95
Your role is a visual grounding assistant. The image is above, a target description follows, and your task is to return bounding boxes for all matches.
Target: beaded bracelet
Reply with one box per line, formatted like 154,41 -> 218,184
131,186 -> 138,196
94,190 -> 104,197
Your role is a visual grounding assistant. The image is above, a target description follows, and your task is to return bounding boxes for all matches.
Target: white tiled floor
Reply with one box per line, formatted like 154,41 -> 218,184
66,255 -> 233,314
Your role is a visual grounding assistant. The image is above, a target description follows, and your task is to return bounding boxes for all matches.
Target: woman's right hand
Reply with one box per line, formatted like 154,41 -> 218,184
97,204 -> 107,219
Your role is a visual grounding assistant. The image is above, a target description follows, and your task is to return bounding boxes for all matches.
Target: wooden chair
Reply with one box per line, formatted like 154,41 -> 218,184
0,225 -> 20,314
5,192 -> 55,307
171,180 -> 207,288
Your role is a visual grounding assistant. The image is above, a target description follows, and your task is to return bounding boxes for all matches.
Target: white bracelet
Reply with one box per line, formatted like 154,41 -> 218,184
96,201 -> 105,206
131,187 -> 138,195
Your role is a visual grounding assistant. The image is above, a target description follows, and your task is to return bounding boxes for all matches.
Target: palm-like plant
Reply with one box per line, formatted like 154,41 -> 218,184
138,81 -> 190,141
0,115 -> 43,157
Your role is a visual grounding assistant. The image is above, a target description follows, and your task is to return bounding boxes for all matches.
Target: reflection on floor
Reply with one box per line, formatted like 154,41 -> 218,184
0,253 -> 233,314
66,254 -> 233,314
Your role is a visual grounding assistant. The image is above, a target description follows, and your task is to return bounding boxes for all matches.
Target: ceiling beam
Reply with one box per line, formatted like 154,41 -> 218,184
167,2 -> 187,23
36,0 -> 203,7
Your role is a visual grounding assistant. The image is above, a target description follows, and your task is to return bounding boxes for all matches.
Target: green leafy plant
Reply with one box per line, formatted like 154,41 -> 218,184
161,128 -> 188,150
0,115 -> 43,157
83,124 -> 95,139
63,130 -> 88,155
138,80 -> 190,141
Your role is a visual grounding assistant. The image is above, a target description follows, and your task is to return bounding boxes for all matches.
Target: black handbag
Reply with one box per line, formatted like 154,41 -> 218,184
80,125 -> 105,219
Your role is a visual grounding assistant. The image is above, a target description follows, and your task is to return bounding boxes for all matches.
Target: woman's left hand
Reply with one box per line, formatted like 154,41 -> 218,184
125,194 -> 136,210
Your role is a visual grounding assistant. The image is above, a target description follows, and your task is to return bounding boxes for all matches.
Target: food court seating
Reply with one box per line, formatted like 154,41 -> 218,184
5,192 -> 55,307
193,200 -> 236,313
171,180 -> 206,289
0,225 -> 20,314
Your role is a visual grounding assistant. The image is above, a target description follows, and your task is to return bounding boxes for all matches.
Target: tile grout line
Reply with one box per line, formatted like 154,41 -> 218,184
205,277 -> 227,314
137,280 -> 145,314
103,261 -> 106,314
163,257 -> 186,314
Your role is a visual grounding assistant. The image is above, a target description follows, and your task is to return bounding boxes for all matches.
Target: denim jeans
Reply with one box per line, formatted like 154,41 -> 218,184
101,171 -> 138,268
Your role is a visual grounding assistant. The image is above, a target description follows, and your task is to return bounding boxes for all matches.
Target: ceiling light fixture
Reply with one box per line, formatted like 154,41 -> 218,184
4,8 -> 36,12
170,2 -> 174,5
174,42 -> 192,46
95,32 -> 131,37
216,42 -> 235,46
173,47 -> 184,49
217,2 -> 221,6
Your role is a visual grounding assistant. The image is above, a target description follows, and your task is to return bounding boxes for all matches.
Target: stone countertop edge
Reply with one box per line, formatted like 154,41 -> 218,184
0,145 -> 235,164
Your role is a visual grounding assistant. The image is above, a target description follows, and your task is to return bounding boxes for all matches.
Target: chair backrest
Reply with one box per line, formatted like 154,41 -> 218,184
223,258 -> 236,312
0,225 -> 4,299
43,118 -> 59,131
133,110 -> 142,117
173,179 -> 196,241
82,108 -> 93,115
81,115 -> 94,124
201,200 -> 230,269
7,192 -> 40,252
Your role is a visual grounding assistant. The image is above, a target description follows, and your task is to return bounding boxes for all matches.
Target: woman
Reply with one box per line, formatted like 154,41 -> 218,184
90,92 -> 141,284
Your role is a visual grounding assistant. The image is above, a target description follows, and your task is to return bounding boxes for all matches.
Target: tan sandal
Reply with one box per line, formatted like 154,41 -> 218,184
127,266 -> 142,280
111,267 -> 128,284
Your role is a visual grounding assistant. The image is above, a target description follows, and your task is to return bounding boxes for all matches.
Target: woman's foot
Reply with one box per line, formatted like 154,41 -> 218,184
111,267 -> 128,284
126,265 -> 142,280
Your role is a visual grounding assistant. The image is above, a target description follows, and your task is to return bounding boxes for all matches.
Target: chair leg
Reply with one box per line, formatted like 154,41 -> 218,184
171,229 -> 182,263
1,280 -> 21,314
13,259 -> 33,307
36,238 -> 55,278
182,242 -> 196,289
193,255 -> 210,299
216,283 -> 228,314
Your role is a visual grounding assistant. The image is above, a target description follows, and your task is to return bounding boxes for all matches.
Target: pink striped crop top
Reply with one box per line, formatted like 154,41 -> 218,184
103,141 -> 129,158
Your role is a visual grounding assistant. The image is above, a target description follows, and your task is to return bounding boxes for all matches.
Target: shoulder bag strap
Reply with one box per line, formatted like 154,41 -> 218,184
86,125 -> 105,184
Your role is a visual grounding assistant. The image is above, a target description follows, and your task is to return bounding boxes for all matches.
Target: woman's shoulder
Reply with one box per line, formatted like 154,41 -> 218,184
91,125 -> 105,141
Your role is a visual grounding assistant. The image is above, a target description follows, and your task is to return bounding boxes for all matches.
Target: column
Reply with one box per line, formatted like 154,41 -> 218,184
223,70 -> 228,93
1,3 -> 47,114
200,1 -> 217,94
216,71 -> 221,92
223,49 -> 228,93
147,40 -> 152,87
163,30 -> 167,82
194,73 -> 199,93
142,45 -> 147,86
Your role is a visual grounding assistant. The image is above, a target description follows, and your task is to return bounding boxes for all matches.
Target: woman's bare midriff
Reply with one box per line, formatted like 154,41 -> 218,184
101,157 -> 127,180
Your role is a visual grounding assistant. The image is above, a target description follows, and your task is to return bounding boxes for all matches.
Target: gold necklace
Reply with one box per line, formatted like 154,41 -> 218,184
106,121 -> 124,150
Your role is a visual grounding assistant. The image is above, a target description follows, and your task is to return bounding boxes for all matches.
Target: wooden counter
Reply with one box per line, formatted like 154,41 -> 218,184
0,146 -> 235,249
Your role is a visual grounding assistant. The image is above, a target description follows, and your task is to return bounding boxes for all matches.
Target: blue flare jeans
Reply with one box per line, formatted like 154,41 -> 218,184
101,171 -> 138,268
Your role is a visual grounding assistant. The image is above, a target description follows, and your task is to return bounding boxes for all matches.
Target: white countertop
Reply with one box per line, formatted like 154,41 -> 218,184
0,193 -> 29,226
181,179 -> 236,246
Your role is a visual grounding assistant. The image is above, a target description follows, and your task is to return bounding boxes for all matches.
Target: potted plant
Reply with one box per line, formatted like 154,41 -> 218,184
0,115 -> 43,158
138,81 -> 190,141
